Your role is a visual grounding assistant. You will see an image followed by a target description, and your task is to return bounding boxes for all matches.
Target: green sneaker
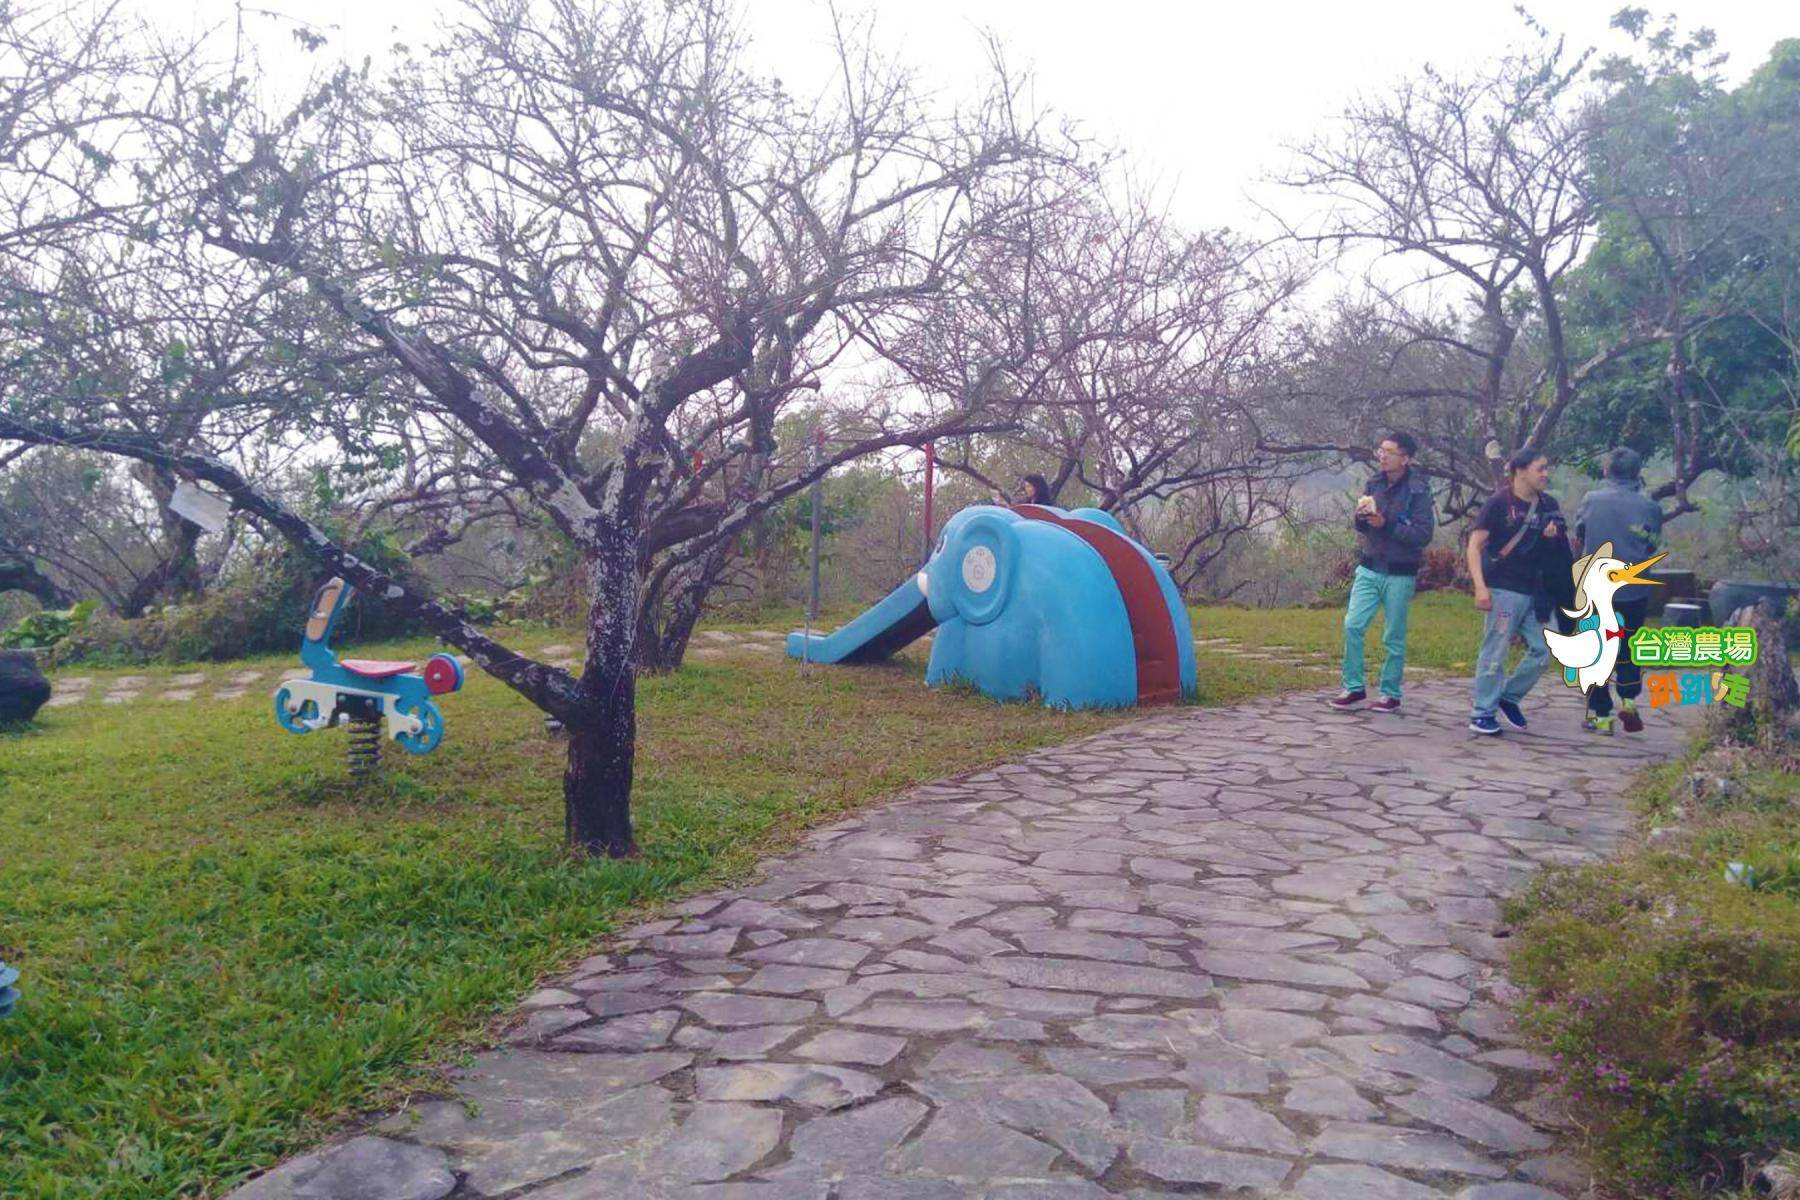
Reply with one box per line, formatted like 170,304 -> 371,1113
1583,714 -> 1615,736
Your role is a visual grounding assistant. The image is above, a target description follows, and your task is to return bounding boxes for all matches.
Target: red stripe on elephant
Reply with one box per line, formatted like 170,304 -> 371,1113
1014,505 -> 1183,706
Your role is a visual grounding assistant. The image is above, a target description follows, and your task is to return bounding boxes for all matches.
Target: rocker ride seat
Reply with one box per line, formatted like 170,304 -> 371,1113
273,577 -> 464,754
340,659 -> 418,679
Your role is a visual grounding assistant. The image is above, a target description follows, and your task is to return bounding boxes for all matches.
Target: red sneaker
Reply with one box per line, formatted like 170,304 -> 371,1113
1367,696 -> 1402,714
1327,689 -> 1367,709
1619,699 -> 1644,733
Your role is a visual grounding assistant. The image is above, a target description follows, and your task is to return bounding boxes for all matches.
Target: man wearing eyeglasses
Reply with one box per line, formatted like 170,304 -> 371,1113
1329,432 -> 1435,714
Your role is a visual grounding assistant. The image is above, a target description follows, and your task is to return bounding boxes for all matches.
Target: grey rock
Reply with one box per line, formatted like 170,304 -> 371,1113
929,927 -> 1016,959
1041,1048 -> 1176,1085
984,957 -> 1211,999
1069,1013 -> 1206,1052
1127,1137 -> 1291,1189
925,1042 -> 1028,1076
1284,1076 -> 1381,1120
510,1007 -> 592,1044
1334,993 -> 1442,1032
789,1097 -> 930,1168
254,1137 -> 454,1200
678,994 -> 818,1026
1456,1185 -> 1567,1200
886,1107 -> 1058,1181
661,1103 -> 783,1183
981,906 -> 1060,931
1015,930 -> 1155,963
1384,975 -> 1473,1010
1068,909 -> 1181,935
795,1030 -> 908,1066
1294,1163 -> 1451,1200
457,1050 -> 691,1107
586,990 -> 682,1019
836,917 -> 936,947
1114,1089 -> 1188,1138
552,1008 -> 680,1051
711,1024 -> 802,1060
650,929 -> 742,956
1324,1036 -> 1498,1097
1220,1007 -> 1329,1051
1193,1094 -> 1302,1155
1389,1086 -> 1554,1152
742,964 -> 851,994
904,897 -> 996,926
1192,950 -> 1366,989
1219,983 -> 1330,1011
696,1062 -> 882,1109
712,899 -> 819,930
843,1001 -> 986,1032
1310,1121 -> 1506,1178
743,938 -> 871,969
1176,1039 -> 1272,1094
836,1178 -> 967,1200
460,1130 -> 605,1196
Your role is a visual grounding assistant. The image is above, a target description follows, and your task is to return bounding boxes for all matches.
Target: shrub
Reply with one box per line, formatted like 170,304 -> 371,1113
1507,756 -> 1800,1196
52,533 -> 430,665
1414,545 -> 1467,593
1309,553 -> 1359,609
1,600 -> 97,650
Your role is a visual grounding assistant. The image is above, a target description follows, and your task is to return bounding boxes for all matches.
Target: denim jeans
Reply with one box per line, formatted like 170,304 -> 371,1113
1588,597 -> 1649,717
1342,566 -> 1417,700
1471,587 -> 1550,718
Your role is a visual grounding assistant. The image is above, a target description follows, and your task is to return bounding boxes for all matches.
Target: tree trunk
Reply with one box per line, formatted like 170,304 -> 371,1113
633,542 -> 733,674
1709,603 -> 1800,748
564,517 -> 641,857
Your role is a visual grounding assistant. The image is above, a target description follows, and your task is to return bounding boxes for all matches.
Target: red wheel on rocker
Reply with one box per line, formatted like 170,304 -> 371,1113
424,654 -> 465,696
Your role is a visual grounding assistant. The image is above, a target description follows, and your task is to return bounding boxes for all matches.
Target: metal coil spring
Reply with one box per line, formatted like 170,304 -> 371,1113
347,715 -> 382,779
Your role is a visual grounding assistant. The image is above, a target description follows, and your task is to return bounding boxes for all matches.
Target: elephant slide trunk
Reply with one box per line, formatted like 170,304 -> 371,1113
785,575 -> 937,664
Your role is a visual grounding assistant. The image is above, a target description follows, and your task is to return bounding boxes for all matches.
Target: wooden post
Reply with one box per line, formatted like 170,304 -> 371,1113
809,426 -> 824,625
922,441 -> 936,563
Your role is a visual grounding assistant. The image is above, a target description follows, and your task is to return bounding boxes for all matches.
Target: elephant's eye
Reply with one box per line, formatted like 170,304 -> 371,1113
961,546 -> 997,593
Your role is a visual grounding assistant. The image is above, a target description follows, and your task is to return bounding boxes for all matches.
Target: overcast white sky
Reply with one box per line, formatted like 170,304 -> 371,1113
154,0 -> 1796,239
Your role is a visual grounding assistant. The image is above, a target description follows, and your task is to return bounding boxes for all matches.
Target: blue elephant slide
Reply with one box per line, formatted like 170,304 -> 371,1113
787,505 -> 1196,710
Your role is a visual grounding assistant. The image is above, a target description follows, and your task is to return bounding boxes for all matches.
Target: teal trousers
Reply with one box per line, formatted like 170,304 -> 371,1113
1341,565 -> 1418,700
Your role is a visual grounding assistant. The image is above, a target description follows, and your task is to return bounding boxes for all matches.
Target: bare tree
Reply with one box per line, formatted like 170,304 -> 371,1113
934,189 -> 1306,572
1,0 -> 1087,856
1274,24 -> 1651,495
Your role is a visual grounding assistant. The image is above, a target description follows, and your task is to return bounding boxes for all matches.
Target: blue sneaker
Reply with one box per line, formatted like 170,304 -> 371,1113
1497,699 -> 1528,731
1469,714 -> 1502,736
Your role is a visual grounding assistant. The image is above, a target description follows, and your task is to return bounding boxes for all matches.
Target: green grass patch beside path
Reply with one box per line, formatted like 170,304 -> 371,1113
1506,743 -> 1800,1197
1,624 -> 1320,1199
1193,590 -> 1487,674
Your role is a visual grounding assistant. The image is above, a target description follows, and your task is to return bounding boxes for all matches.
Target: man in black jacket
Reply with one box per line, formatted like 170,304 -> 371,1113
1330,432 -> 1436,713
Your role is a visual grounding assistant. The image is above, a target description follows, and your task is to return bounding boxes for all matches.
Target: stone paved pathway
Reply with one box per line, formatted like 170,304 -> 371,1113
236,676 -> 1696,1200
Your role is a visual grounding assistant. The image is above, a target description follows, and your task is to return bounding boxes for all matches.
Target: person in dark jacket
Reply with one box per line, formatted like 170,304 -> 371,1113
1571,447 -> 1663,734
1330,432 -> 1436,713
1465,448 -> 1568,735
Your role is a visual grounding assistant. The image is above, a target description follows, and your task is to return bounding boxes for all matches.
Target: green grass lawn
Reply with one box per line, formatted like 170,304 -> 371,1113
1193,589 -> 1488,673
0,618 -> 1327,1199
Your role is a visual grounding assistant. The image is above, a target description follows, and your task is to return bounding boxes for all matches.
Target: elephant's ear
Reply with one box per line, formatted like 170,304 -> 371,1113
946,510 -> 1021,626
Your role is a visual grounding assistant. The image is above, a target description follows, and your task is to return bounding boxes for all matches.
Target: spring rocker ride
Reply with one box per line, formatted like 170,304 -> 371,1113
274,577 -> 465,776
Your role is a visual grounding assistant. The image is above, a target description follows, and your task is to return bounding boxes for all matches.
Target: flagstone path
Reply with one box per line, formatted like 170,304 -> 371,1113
232,676 -> 1694,1200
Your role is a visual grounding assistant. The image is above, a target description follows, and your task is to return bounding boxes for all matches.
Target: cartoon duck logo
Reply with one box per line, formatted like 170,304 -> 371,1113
1543,541 -> 1665,692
